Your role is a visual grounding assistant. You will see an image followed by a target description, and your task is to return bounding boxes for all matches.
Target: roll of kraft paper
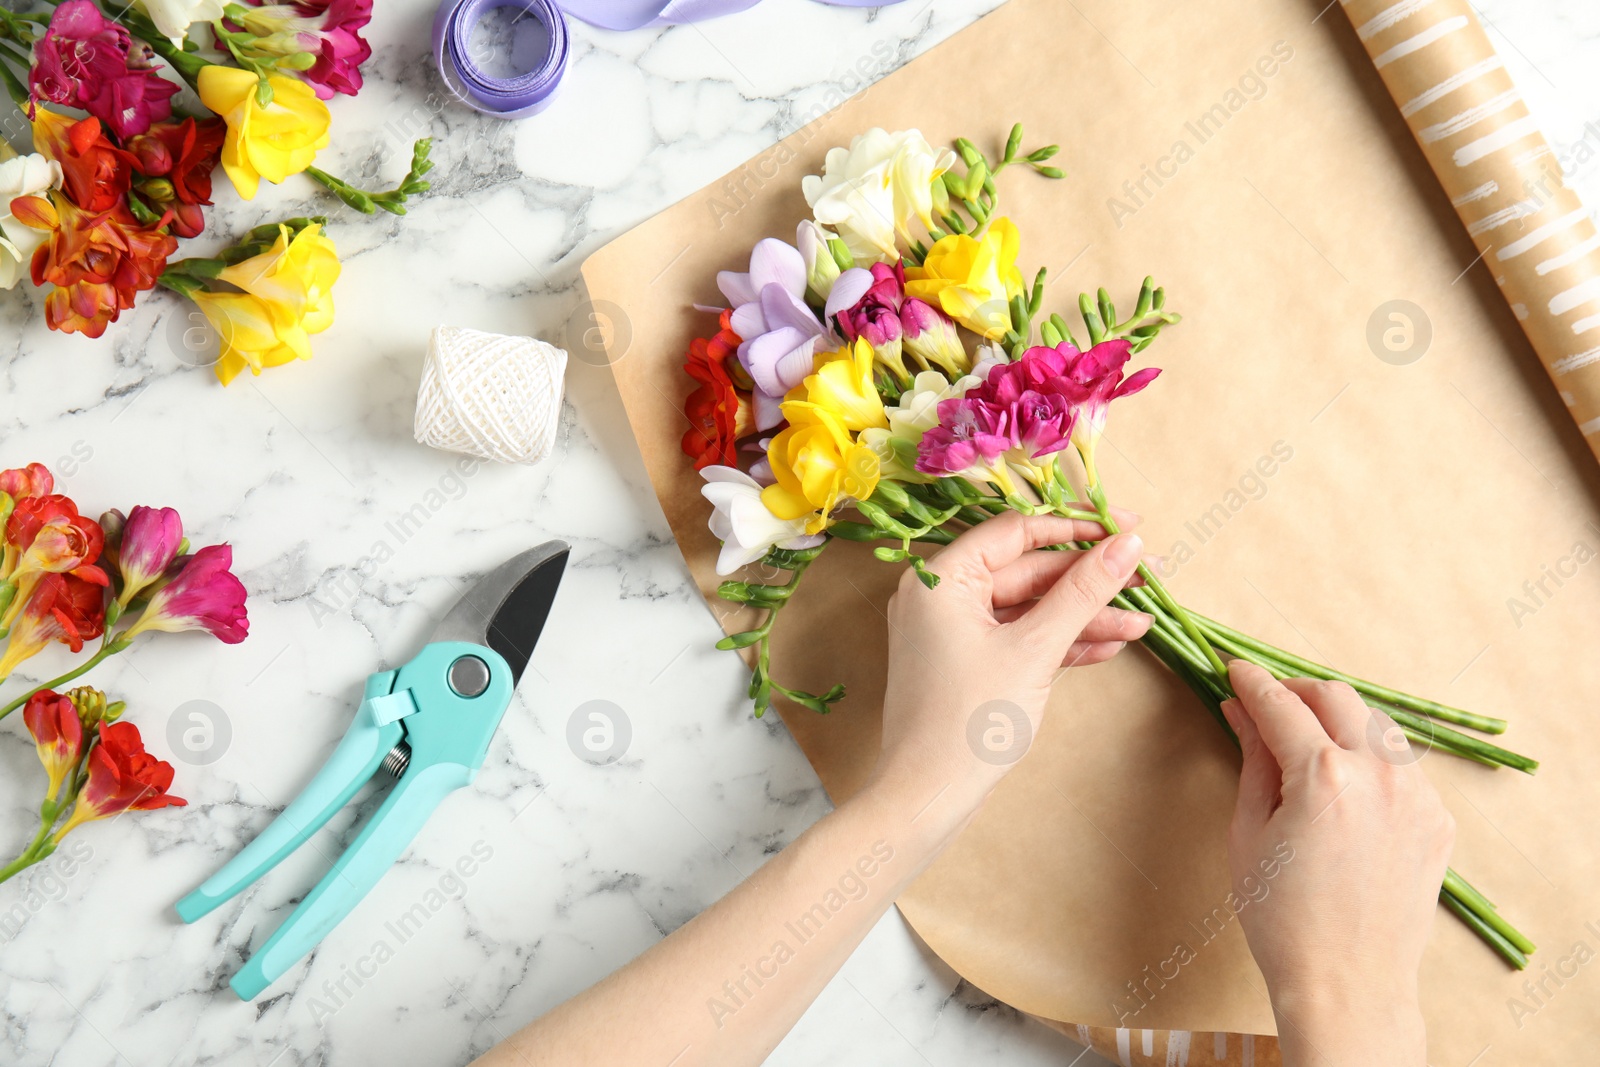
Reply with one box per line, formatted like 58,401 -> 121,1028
432,0 -> 906,118
1339,0 -> 1600,463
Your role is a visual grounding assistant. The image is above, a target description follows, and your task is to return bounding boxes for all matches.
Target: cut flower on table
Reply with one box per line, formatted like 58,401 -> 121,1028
678,122 -> 1541,970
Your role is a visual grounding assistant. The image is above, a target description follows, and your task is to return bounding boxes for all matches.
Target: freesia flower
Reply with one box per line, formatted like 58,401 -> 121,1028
0,573 -> 108,680
23,690 -> 83,801
761,401 -> 880,535
10,192 -> 177,337
835,261 -> 917,383
198,67 -> 331,200
795,338 -> 888,433
1037,339 -> 1160,481
0,154 -> 62,290
54,721 -> 186,838
801,128 -> 956,262
28,1 -> 179,139
68,686 -> 124,730
900,297 -> 971,377
0,463 -> 54,503
859,369 -> 985,482
133,0 -> 227,42
796,220 -> 842,299
126,118 -> 226,239
189,222 -> 340,384
701,466 -> 824,575
122,543 -> 249,644
4,497 -> 109,629
915,397 -> 1012,479
30,110 -> 135,215
115,505 -> 184,607
905,217 -> 1025,340
718,238 -> 835,430
682,310 -> 754,470
233,0 -> 375,99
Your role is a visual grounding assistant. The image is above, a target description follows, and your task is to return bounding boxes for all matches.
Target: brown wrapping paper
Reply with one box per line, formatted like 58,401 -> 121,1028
584,0 -> 1600,1062
1339,0 -> 1600,467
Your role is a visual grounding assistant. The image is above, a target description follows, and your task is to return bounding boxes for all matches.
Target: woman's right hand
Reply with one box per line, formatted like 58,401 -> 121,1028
1222,661 -> 1454,1066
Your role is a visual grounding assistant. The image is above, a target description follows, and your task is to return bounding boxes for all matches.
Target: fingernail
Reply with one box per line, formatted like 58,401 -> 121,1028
1220,698 -> 1241,729
1101,533 -> 1143,576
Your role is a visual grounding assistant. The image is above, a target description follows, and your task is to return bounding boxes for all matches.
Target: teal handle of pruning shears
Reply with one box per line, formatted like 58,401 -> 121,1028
175,671 -> 406,924
176,641 -> 517,1000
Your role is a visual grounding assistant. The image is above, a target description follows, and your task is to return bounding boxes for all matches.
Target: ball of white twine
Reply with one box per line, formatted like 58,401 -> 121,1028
414,326 -> 568,465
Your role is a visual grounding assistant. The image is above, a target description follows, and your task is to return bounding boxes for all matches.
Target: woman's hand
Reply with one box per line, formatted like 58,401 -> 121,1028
866,511 -> 1149,825
1222,661 -> 1454,1066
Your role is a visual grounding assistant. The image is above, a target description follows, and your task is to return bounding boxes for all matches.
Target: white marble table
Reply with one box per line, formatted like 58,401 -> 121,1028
1,1 -> 1596,1064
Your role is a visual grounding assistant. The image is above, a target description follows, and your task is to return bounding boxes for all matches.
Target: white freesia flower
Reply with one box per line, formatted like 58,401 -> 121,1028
0,154 -> 62,291
135,0 -> 226,43
860,370 -> 985,482
802,128 -> 956,264
701,466 -> 825,575
796,220 -> 841,298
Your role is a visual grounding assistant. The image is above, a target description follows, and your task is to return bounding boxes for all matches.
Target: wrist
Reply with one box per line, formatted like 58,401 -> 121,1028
1270,979 -> 1426,1066
851,761 -> 992,863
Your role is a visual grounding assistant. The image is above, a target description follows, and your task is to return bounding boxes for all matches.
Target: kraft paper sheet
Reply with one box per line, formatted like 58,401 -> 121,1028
584,0 -> 1600,1061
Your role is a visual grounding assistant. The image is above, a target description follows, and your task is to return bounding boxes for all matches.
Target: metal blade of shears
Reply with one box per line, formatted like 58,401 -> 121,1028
429,540 -> 569,686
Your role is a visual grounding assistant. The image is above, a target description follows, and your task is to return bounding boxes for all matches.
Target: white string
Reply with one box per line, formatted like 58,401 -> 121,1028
413,326 -> 568,465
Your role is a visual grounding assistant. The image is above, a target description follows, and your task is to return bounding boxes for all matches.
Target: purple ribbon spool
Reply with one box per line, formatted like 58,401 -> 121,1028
432,0 -> 569,119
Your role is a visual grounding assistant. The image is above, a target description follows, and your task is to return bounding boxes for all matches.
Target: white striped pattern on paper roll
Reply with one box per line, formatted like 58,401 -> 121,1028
1340,0 -> 1600,459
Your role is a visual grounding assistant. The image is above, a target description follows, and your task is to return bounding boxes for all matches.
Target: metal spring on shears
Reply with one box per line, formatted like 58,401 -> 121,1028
382,742 -> 412,779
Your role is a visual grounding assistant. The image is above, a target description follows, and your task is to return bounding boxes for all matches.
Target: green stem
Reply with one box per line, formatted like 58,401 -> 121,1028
0,805 -> 58,885
1445,868 -> 1536,955
1440,887 -> 1527,969
0,644 -> 118,723
1190,612 -> 1507,734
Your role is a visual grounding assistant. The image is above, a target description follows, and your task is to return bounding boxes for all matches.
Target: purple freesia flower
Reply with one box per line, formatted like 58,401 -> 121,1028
718,238 -> 841,430
29,1 -> 179,140
115,505 -> 184,607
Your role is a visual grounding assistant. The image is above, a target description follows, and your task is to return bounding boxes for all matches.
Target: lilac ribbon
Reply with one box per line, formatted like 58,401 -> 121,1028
433,0 -> 897,118
431,0 -> 569,119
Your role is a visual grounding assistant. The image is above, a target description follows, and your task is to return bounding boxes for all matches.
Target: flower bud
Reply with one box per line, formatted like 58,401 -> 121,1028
126,135 -> 173,176
139,177 -> 176,203
68,686 -> 114,729
797,220 -> 841,299
901,298 -> 970,376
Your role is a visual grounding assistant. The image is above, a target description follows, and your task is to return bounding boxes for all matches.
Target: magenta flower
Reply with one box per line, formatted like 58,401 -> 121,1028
837,262 -> 905,350
1010,390 -> 1076,458
900,297 -> 969,376
29,1 -> 179,139
115,505 -> 185,607
915,397 -> 1012,475
123,544 -> 249,644
1037,339 -> 1160,449
236,0 -> 374,99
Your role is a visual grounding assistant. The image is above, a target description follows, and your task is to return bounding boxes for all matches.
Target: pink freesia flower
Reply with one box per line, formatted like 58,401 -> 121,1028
899,297 -> 968,376
915,397 -> 1012,475
29,1 -> 179,139
123,543 -> 249,644
115,505 -> 185,607
236,0 -> 374,99
0,463 -> 54,501
837,261 -> 906,350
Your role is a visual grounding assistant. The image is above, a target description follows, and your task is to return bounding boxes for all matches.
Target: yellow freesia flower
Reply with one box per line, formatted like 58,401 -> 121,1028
199,67 -> 331,200
904,217 -> 1024,340
761,402 -> 880,534
191,223 -> 341,385
795,338 -> 889,433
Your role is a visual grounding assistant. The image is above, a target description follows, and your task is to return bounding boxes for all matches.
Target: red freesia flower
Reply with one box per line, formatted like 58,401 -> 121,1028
5,495 -> 108,588
11,193 -> 177,337
56,720 -> 186,837
23,689 -> 83,800
31,110 -> 136,214
0,463 -> 54,501
29,0 -> 179,139
0,572 -> 107,679
681,309 -> 754,470
124,543 -> 249,644
126,118 -> 226,238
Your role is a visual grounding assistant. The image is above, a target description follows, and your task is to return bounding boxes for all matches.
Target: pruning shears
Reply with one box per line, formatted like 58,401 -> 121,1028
175,542 -> 570,1000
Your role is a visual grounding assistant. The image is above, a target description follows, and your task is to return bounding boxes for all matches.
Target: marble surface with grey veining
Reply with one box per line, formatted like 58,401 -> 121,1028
1,1 -> 1597,1065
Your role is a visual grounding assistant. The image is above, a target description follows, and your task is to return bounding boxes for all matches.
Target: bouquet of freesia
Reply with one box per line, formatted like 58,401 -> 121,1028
0,460 -> 248,883
680,124 -> 1540,968
0,0 -> 431,382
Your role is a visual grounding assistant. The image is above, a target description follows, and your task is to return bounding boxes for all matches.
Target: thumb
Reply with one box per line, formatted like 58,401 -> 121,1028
1015,533 -> 1143,655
